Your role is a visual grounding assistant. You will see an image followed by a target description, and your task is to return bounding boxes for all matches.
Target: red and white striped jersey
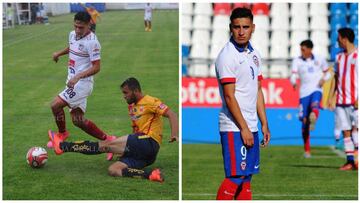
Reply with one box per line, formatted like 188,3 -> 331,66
335,49 -> 358,105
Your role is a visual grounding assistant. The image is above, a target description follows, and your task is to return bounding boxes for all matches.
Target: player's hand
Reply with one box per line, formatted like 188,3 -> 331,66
327,97 -> 336,111
318,79 -> 325,88
241,128 -> 254,148
355,100 -> 358,109
260,125 -> 270,148
169,134 -> 178,143
67,75 -> 80,88
52,52 -> 60,63
292,84 -> 297,90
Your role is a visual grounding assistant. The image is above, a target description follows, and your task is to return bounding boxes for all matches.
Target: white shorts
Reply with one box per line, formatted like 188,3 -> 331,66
144,14 -> 152,21
58,80 -> 93,113
335,106 -> 357,131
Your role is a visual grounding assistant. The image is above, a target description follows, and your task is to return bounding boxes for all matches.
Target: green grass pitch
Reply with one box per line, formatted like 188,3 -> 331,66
3,10 -> 179,200
182,144 -> 358,200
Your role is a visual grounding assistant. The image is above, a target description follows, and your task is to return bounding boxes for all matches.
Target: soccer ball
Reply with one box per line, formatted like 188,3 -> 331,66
26,147 -> 48,168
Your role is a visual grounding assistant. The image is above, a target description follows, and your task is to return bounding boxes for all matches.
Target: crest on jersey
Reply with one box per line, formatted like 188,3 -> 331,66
253,55 -> 259,67
78,44 -> 84,51
241,161 -> 247,170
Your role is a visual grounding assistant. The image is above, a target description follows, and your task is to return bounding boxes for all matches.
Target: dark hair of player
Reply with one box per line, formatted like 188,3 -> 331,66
230,7 -> 253,22
300,39 -> 314,49
338,27 -> 355,43
121,77 -> 142,92
74,12 -> 91,23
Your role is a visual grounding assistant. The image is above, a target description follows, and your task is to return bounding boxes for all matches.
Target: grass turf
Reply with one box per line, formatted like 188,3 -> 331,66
182,144 -> 358,200
3,10 -> 179,200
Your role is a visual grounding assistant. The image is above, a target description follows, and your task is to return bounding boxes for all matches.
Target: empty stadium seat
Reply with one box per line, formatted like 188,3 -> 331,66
191,29 -> 210,45
190,43 -> 210,59
210,43 -> 224,60
269,64 -> 290,78
253,15 -> 270,31
252,30 -> 269,48
233,3 -> 251,9
212,15 -> 229,30
214,3 -> 232,15
182,3 -> 193,16
252,3 -> 269,15
290,31 -> 308,45
311,30 -> 330,46
271,31 -> 289,47
330,43 -> 344,61
194,3 -> 213,16
188,63 -> 209,77
270,3 -> 289,18
313,45 -> 330,60
330,3 -> 347,16
310,16 -> 330,31
290,14 -> 310,31
182,29 -> 191,46
254,43 -> 269,59
209,64 -> 217,77
271,15 -> 289,31
349,3 -> 358,16
290,3 -> 308,17
193,15 -> 211,30
182,45 -> 190,58
349,15 -> 358,30
270,44 -> 289,59
330,30 -> 338,45
211,30 -> 229,46
290,45 -> 301,58
261,65 -> 269,78
309,3 -> 329,17
330,15 -> 347,31
182,15 -> 192,30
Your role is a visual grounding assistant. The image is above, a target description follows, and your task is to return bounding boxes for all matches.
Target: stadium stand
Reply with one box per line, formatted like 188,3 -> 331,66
182,3 -> 359,78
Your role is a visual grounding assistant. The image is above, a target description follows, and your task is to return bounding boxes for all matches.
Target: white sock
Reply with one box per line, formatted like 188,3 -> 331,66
344,137 -> 355,155
352,129 -> 358,148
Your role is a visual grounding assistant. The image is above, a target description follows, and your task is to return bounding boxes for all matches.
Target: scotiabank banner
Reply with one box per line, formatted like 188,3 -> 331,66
182,77 -> 299,108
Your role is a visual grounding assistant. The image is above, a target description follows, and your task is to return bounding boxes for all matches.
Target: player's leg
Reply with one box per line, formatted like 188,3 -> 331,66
351,109 -> 358,165
299,96 -> 311,157
235,175 -> 252,200
334,113 -> 343,149
309,91 -> 322,131
148,20 -> 152,31
144,20 -> 148,31
48,95 -> 70,148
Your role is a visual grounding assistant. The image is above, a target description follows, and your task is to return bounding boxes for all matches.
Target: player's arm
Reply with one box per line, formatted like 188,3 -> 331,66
67,60 -> 100,88
318,68 -> 331,87
257,80 -> 270,147
163,108 -> 179,143
328,66 -> 338,110
223,83 -> 254,147
52,47 -> 69,63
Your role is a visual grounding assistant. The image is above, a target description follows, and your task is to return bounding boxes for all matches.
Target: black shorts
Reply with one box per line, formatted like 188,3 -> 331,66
118,133 -> 159,169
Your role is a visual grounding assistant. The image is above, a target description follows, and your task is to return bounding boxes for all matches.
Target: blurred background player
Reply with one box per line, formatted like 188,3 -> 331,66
48,11 -> 116,160
144,3 -> 153,32
290,39 -> 331,158
49,77 -> 179,182
329,27 -> 358,170
215,7 -> 270,200
80,3 -> 100,33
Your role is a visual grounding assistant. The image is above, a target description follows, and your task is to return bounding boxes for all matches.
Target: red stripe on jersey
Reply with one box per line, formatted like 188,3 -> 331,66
341,54 -> 348,105
350,63 -> 355,104
258,75 -> 263,81
221,78 -> 236,84
227,132 -> 237,176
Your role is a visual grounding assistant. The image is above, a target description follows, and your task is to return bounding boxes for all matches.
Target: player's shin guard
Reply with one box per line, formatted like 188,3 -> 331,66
216,178 -> 239,200
54,109 -> 66,133
302,123 -> 310,152
60,141 -> 102,155
121,168 -> 151,179
344,137 -> 355,163
82,120 -> 107,140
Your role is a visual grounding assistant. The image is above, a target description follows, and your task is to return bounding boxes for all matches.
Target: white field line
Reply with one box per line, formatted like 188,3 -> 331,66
183,193 -> 357,198
329,146 -> 347,158
3,27 -> 58,48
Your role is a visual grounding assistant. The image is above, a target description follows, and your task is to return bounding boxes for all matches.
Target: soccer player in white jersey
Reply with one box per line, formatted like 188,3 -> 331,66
144,3 -> 153,32
47,12 -> 116,161
215,7 -> 270,200
329,27 -> 358,170
290,40 -> 331,158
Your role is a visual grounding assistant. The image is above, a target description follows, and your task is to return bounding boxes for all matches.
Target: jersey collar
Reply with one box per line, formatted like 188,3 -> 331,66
230,37 -> 254,53
300,54 -> 315,61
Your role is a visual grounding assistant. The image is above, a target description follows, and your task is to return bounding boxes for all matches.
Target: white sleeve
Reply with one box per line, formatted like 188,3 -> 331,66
321,56 -> 329,72
88,40 -> 101,62
215,54 -> 236,84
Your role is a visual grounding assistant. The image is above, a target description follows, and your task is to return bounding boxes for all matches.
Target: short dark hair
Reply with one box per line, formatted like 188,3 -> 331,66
74,12 -> 91,23
230,7 -> 253,22
121,77 -> 141,91
338,27 -> 355,43
300,39 -> 314,49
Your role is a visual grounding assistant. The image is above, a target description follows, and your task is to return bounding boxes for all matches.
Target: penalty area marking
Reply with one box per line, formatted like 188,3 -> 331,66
3,27 -> 59,48
183,193 -> 357,198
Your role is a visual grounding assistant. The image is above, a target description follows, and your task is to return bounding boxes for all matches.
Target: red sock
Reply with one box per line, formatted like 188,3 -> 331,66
83,120 -> 107,140
216,178 -> 239,200
302,127 -> 310,152
54,109 -> 66,133
312,108 -> 319,118
235,182 -> 252,200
